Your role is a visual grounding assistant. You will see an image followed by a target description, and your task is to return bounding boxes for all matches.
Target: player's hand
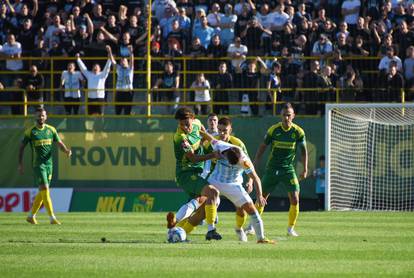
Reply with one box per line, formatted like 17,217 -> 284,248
66,149 -> 72,158
18,164 -> 24,175
245,180 -> 253,194
300,169 -> 308,180
75,53 -> 80,58
256,195 -> 267,207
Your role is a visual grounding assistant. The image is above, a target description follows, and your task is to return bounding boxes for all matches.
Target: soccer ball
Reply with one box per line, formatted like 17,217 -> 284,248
167,227 -> 186,243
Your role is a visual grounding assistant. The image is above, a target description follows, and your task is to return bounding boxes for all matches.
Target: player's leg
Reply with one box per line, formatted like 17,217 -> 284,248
39,165 -> 60,224
176,202 -> 206,234
285,173 -> 300,236
26,169 -> 43,224
241,202 -> 275,244
245,172 -> 274,235
234,207 -> 247,242
201,184 -> 221,240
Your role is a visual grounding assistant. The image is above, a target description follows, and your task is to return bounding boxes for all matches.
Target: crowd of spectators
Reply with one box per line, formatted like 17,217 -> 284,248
0,0 -> 413,116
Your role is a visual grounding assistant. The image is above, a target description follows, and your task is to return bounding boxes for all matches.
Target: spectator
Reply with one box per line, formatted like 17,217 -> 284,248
256,3 -> 273,53
175,7 -> 191,35
313,155 -> 326,211
167,19 -> 187,54
302,60 -> 325,115
61,62 -> 84,115
352,17 -> 370,44
193,15 -> 215,49
207,3 -> 223,29
17,19 -> 36,57
218,4 -> 237,47
240,16 -> 271,56
1,33 -> 23,86
234,0 -> 255,16
234,2 -> 253,37
108,45 -> 134,115
152,0 -> 177,20
312,34 -> 333,67
227,36 -> 247,71
76,45 -> 113,115
338,65 -> 364,101
404,46 -> 414,85
320,65 -> 336,106
239,57 -> 267,116
159,6 -> 176,41
385,63 -> 405,101
190,73 -> 211,115
212,61 -> 232,115
24,64 -> 44,110
44,15 -> 65,49
187,37 -> 206,72
207,34 -> 227,70
378,46 -> 403,73
393,20 -> 414,60
152,61 -> 180,114
271,4 -> 290,32
118,32 -> 133,58
293,2 -> 312,26
266,61 -> 282,114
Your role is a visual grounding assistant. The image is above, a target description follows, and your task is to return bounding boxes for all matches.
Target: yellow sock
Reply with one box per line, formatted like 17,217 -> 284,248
40,189 -> 55,217
288,204 -> 299,228
205,204 -> 217,225
31,192 -> 43,215
181,221 -> 196,234
176,218 -> 187,228
235,213 -> 247,229
255,203 -> 264,215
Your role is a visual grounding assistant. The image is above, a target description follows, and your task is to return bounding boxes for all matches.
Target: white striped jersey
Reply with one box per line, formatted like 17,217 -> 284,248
209,140 -> 254,184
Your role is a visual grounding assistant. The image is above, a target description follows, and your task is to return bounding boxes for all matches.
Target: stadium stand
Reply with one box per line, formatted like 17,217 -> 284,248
0,0 -> 413,117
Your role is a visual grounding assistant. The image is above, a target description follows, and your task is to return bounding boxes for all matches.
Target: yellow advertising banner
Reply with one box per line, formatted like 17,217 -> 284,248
58,132 -> 174,180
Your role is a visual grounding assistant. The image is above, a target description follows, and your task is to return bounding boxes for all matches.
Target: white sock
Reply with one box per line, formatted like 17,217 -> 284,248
207,224 -> 215,232
250,211 -> 265,241
176,199 -> 200,222
49,215 -> 56,221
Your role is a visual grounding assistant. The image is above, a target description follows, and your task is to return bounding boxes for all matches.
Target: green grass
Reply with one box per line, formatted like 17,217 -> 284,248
1,212 -> 413,277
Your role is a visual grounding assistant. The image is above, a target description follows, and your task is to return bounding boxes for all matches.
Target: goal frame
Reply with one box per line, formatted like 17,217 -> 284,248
325,103 -> 414,211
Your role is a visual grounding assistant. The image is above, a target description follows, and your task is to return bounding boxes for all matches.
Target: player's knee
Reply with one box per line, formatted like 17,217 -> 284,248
38,184 -> 47,190
236,207 -> 245,217
204,185 -> 219,199
242,203 -> 256,215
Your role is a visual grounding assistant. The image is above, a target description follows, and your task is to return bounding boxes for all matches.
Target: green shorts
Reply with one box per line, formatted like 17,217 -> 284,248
176,171 -> 209,197
262,169 -> 300,195
33,164 -> 53,187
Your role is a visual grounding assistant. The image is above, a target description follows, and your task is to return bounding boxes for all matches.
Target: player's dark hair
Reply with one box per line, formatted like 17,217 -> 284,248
175,107 -> 194,120
225,147 -> 241,165
208,112 -> 217,119
218,116 -> 232,126
282,102 -> 294,111
36,107 -> 46,114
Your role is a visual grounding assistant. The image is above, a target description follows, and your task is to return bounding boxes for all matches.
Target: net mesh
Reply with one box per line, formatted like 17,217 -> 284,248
329,106 -> 414,211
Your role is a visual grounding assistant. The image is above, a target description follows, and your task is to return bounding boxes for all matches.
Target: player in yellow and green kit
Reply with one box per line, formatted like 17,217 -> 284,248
251,103 -> 308,237
18,108 -> 72,225
168,107 -> 222,240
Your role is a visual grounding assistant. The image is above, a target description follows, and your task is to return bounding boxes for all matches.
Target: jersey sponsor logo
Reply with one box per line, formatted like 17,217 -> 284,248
272,140 -> 296,149
33,139 -> 53,146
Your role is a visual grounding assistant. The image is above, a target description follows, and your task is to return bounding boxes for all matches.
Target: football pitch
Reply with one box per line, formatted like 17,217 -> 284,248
1,211 -> 413,277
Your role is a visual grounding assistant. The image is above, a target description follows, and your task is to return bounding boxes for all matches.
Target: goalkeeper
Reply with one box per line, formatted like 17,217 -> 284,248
251,102 -> 308,237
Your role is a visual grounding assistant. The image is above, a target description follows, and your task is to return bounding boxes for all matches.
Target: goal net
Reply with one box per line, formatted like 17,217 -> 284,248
326,103 -> 414,211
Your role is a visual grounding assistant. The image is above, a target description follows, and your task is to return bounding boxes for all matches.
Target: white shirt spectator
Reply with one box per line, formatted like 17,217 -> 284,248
44,24 -> 66,49
378,56 -> 403,73
271,11 -> 289,31
207,12 -> 224,28
77,58 -> 112,99
404,57 -> 414,80
234,3 -> 251,15
61,71 -> 84,98
342,0 -> 361,25
152,0 -> 177,20
191,79 -> 211,102
227,43 -> 248,69
1,41 -> 23,70
116,64 -> 134,90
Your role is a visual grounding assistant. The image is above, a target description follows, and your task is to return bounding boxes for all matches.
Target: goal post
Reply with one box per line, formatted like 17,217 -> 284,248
325,103 -> 414,211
